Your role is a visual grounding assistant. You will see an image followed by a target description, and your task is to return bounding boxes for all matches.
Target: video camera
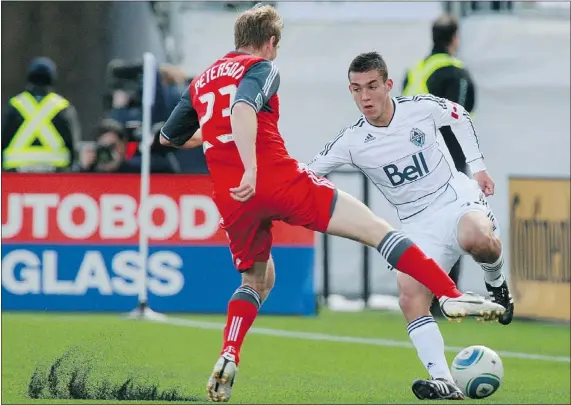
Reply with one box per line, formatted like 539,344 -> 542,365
103,59 -> 144,110
103,59 -> 150,143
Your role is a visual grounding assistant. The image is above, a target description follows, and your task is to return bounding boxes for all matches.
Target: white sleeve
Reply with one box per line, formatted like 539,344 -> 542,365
305,127 -> 352,176
417,94 -> 486,174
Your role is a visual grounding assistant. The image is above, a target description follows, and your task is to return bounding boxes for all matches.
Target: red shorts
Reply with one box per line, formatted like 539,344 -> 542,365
215,168 -> 337,271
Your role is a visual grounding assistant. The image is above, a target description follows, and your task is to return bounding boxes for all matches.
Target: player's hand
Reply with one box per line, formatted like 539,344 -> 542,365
230,168 -> 257,202
474,171 -> 495,197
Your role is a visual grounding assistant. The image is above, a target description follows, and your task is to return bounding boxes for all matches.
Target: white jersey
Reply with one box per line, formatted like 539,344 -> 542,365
307,94 -> 487,223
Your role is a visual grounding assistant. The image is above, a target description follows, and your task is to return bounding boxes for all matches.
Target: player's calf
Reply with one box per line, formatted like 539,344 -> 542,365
220,260 -> 274,364
398,273 -> 456,383
398,274 -> 434,323
207,260 -> 274,402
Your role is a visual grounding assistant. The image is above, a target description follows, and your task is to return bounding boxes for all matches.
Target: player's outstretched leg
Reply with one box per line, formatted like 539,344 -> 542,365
207,258 -> 275,402
325,189 -> 505,320
457,212 -> 514,325
397,272 -> 464,400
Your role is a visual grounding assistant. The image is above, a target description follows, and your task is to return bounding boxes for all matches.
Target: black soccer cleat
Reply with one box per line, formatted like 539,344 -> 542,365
485,280 -> 514,325
412,378 -> 465,400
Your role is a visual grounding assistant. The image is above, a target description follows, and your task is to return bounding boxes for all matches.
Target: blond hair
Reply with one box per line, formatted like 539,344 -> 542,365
234,3 -> 283,50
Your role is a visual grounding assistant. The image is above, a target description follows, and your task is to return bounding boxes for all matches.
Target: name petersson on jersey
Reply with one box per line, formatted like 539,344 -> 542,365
1,249 -> 184,297
194,61 -> 246,92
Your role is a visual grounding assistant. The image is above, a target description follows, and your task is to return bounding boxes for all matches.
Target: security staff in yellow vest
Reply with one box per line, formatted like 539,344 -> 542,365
402,14 -> 476,175
2,57 -> 80,172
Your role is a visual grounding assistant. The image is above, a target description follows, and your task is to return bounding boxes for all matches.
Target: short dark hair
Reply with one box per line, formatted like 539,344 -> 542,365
95,118 -> 126,141
348,52 -> 388,82
432,14 -> 458,48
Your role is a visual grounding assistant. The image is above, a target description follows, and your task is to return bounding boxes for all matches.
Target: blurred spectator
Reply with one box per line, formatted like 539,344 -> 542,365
173,146 -> 209,174
2,57 -> 81,172
102,59 -> 172,170
157,70 -> 209,174
103,58 -> 170,141
73,118 -> 174,173
159,63 -> 190,112
401,14 -> 478,315
100,58 -> 208,174
472,1 -> 513,12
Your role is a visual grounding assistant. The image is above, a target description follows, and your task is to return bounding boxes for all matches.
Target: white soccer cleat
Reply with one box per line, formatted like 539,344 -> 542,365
206,353 -> 238,402
439,291 -> 506,323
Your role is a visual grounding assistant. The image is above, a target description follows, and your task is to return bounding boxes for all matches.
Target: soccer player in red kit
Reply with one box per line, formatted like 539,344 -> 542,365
160,4 -> 505,402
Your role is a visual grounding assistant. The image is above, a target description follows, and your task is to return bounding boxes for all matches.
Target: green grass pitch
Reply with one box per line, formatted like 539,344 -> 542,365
2,309 -> 569,404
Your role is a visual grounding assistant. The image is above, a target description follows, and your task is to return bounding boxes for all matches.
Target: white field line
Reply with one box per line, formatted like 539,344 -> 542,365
146,316 -> 571,363
21,313 -> 569,363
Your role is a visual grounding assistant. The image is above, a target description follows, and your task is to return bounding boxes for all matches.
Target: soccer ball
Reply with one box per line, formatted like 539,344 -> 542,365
450,345 -> 504,399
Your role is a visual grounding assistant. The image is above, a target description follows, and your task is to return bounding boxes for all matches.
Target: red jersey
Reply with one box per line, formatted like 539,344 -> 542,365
189,52 -> 298,196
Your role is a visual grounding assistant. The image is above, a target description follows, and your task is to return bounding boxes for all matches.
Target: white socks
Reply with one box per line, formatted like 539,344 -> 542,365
480,253 -> 505,287
407,316 -> 453,382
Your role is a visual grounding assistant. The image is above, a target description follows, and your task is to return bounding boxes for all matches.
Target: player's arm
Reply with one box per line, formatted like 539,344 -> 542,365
180,128 -> 203,149
159,89 -> 200,148
305,128 -> 352,176
231,60 -> 280,172
422,95 -> 486,174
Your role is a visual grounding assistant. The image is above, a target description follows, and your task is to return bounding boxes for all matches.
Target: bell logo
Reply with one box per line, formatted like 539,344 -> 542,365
382,152 -> 430,187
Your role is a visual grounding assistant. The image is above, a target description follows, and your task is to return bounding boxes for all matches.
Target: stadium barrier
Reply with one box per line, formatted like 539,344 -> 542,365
509,176 -> 571,322
1,173 -> 317,315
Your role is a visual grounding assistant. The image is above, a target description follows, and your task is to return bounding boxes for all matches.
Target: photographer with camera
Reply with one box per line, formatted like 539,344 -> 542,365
103,59 -> 186,171
105,59 -> 170,133
74,118 -> 173,173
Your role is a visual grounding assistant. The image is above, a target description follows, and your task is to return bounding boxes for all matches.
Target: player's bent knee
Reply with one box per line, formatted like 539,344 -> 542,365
457,212 -> 496,253
470,234 -> 502,264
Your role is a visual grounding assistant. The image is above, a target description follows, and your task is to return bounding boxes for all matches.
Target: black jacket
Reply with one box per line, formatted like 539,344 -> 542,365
403,47 -> 477,173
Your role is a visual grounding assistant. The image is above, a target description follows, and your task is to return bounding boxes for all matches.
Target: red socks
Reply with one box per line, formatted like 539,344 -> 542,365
396,244 -> 461,299
221,289 -> 260,365
378,231 -> 461,299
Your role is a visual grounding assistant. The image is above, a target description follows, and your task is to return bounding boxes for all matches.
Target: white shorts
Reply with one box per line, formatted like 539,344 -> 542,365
400,178 -> 501,273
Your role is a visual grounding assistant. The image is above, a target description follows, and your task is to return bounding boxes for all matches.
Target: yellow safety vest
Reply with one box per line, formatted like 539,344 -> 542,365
3,91 -> 71,170
402,53 -> 465,96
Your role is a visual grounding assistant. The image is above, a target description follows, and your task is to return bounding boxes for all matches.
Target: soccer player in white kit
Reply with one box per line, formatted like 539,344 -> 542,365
306,52 -> 515,400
